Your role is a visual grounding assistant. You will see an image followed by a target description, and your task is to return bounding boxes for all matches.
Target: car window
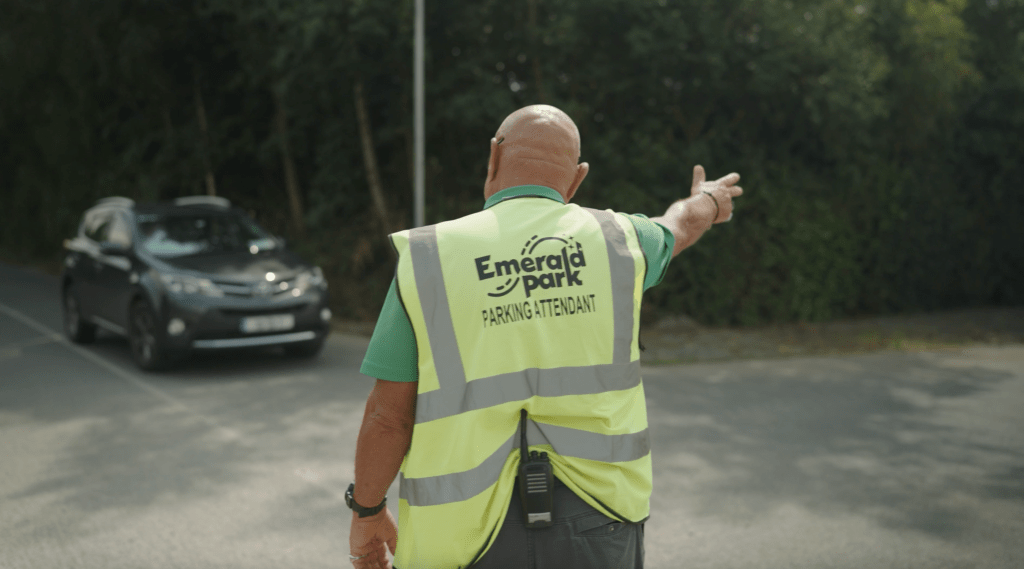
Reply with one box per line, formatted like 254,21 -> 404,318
136,211 -> 277,258
83,209 -> 114,243
107,212 -> 133,247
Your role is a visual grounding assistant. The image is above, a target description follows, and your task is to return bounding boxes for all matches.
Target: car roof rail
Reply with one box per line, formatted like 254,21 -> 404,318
96,196 -> 135,207
173,195 -> 232,208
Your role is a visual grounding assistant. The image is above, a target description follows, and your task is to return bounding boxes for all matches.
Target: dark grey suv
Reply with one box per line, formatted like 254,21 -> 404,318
61,196 -> 331,370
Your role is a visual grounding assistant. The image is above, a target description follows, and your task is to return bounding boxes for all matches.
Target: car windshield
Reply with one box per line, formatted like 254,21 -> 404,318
136,212 -> 278,258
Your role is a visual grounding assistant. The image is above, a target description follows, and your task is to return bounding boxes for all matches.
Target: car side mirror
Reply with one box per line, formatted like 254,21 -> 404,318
99,241 -> 131,256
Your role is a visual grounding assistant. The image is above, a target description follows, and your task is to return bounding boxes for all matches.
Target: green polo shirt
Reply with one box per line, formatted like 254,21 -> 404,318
359,185 -> 675,382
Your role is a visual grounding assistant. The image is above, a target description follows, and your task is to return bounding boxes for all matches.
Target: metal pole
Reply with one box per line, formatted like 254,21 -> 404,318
414,0 -> 425,228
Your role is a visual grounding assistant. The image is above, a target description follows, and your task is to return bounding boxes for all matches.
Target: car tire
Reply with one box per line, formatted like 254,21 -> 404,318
284,336 -> 326,359
129,299 -> 181,371
63,282 -> 97,344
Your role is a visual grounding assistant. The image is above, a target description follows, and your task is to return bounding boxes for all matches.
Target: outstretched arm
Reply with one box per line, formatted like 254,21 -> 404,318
651,165 -> 743,257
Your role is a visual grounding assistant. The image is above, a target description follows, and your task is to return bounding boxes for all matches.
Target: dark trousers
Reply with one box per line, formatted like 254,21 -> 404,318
469,477 -> 645,569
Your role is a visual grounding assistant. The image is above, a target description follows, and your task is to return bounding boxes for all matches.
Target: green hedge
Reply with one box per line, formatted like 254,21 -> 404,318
1,0 -> 1020,324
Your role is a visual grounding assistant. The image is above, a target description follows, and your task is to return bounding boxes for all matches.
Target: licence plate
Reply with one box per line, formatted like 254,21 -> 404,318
240,314 -> 295,334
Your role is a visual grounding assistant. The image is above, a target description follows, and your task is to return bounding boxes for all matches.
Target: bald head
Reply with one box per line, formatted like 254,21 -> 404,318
483,105 -> 589,201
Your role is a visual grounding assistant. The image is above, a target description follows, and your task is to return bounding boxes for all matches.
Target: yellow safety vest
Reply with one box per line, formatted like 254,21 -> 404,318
391,196 -> 650,569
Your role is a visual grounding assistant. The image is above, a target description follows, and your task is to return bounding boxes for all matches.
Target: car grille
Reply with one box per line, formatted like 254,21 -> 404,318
215,277 -> 299,298
218,306 -> 297,317
217,283 -> 252,296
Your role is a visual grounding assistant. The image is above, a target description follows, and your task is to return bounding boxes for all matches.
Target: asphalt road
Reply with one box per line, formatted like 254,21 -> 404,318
2,262 -> 1022,569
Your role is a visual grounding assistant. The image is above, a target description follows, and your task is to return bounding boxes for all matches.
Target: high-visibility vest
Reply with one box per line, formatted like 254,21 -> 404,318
390,196 -> 650,569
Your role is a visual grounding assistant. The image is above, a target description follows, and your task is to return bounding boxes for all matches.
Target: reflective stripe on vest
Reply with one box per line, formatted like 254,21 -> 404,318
414,361 -> 641,424
408,224 -> 467,392
401,417 -> 651,507
587,208 -> 636,366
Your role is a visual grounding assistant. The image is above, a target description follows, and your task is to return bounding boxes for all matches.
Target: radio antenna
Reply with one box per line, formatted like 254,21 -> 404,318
520,409 -> 529,463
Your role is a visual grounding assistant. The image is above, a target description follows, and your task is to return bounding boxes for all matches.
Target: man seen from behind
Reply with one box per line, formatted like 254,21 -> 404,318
346,104 -> 743,569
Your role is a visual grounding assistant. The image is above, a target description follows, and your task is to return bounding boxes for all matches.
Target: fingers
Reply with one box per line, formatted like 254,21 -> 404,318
374,539 -> 390,569
690,165 -> 706,195
351,546 -> 390,569
350,509 -> 398,569
711,184 -> 741,224
716,172 -> 740,187
376,541 -> 390,569
688,168 -> 742,223
350,534 -> 388,568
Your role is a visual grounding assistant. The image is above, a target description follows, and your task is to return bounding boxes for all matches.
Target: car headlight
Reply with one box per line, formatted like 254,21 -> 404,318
296,267 -> 327,292
159,273 -> 224,297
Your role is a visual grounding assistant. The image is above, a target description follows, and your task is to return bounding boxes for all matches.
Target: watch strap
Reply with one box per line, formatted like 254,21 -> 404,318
346,483 -> 387,518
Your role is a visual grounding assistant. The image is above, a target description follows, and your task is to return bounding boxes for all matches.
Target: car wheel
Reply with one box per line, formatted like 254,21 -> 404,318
129,299 -> 180,371
63,282 -> 97,344
284,336 -> 326,359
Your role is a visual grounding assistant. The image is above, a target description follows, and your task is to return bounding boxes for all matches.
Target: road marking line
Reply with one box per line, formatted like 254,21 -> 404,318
0,333 -> 65,361
0,301 -> 346,501
0,301 -> 245,440
0,332 -> 64,351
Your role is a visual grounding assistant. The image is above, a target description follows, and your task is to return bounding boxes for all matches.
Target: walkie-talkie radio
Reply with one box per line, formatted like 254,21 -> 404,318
518,409 -> 554,528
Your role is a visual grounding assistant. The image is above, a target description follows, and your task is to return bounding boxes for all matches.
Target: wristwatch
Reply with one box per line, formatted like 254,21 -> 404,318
346,483 -> 387,518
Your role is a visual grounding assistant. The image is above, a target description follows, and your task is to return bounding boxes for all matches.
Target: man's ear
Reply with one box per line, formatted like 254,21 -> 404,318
486,137 -> 500,184
565,162 -> 589,202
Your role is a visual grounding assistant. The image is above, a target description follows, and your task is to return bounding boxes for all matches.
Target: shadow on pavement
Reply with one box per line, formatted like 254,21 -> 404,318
642,350 -> 1024,542
1,333 -> 367,547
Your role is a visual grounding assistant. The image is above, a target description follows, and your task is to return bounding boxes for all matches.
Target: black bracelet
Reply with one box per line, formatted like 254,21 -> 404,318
701,191 -> 720,222
346,483 -> 387,518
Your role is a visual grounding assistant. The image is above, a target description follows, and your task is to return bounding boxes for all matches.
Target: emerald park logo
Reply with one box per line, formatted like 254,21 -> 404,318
474,235 -> 587,298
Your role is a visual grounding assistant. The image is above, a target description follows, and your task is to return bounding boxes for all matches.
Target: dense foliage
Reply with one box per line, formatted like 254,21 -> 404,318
1,0 -> 1020,324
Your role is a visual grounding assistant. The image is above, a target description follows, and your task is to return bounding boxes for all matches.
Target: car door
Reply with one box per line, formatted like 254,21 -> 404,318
93,210 -> 135,332
74,208 -> 115,323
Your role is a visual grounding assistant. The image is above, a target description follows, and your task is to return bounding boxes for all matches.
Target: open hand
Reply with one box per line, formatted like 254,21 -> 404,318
690,165 -> 743,223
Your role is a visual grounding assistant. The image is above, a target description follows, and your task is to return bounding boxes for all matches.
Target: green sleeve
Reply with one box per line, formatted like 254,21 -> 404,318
619,213 -> 675,291
359,278 -> 418,382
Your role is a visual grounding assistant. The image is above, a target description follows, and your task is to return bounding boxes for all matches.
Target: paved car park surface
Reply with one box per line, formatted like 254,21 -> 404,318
2,262 -> 1022,568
